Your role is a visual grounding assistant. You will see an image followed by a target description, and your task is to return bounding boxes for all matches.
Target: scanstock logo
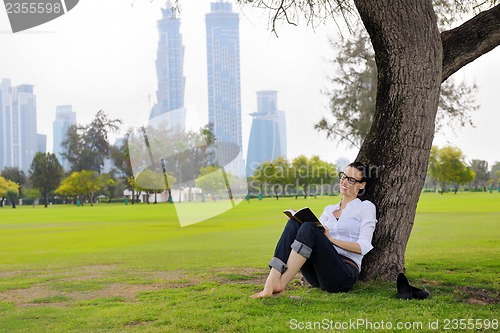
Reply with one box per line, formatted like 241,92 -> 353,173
4,0 -> 79,33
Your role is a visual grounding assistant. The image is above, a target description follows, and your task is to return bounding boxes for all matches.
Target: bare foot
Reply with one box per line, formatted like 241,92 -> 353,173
250,269 -> 283,298
250,289 -> 284,298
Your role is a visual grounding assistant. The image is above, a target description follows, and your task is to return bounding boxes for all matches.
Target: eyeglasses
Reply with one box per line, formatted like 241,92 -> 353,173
338,172 -> 363,185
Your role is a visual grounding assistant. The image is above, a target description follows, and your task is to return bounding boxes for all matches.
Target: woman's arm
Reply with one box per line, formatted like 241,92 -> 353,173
322,227 -> 362,254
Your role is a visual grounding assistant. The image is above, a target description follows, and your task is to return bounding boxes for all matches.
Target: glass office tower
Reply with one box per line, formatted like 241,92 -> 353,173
53,105 -> 76,170
0,80 -> 38,174
206,1 -> 244,177
0,79 -> 11,171
150,0 -> 185,131
246,90 -> 287,176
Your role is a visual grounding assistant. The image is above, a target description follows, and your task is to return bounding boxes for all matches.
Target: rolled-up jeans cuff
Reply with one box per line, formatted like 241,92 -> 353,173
291,240 -> 312,259
268,257 -> 287,274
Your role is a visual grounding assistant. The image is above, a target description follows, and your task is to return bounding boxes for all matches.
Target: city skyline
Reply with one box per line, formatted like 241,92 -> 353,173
1,0 -> 499,167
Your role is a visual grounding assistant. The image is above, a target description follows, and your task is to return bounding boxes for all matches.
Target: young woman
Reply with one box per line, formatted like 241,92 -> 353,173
251,162 -> 377,298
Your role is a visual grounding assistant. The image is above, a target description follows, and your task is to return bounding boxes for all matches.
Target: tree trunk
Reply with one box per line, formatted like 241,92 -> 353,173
354,0 -> 442,281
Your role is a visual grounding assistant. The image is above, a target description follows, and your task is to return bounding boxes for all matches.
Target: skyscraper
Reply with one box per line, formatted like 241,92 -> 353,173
0,79 -> 11,171
53,105 -> 76,170
149,0 -> 185,131
37,134 -> 47,154
206,1 -> 244,177
246,90 -> 287,176
0,79 -> 38,173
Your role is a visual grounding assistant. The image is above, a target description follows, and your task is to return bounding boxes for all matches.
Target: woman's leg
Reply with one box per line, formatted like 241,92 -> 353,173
251,219 -> 301,298
298,256 -> 320,288
295,223 -> 359,292
269,218 -> 301,273
279,249 -> 306,287
252,221 -> 358,297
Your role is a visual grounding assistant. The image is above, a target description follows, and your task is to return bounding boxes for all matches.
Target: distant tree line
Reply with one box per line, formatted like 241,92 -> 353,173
1,111 -> 499,209
426,145 -> 500,193
0,111 -> 236,207
248,155 -> 337,199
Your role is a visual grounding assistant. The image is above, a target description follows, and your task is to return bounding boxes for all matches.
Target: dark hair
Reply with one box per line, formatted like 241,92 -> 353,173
347,162 -> 378,182
347,162 -> 378,201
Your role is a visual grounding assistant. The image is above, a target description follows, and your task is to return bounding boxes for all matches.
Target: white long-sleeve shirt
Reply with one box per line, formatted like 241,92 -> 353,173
319,198 -> 377,270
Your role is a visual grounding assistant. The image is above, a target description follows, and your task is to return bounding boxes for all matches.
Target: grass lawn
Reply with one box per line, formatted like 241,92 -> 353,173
0,192 -> 498,332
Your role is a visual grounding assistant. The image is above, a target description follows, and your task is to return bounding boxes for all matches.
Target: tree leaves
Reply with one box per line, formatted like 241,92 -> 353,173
61,110 -> 122,173
317,28 -> 478,147
28,153 -> 64,207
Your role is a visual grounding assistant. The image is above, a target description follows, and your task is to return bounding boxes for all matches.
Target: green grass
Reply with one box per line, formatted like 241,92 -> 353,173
0,193 -> 498,332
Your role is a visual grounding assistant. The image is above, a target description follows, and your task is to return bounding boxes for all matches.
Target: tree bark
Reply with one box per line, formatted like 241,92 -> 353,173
441,4 -> 500,82
354,0 -> 442,281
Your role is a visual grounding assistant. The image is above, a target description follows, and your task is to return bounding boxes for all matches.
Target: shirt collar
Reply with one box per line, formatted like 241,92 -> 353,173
334,197 -> 361,210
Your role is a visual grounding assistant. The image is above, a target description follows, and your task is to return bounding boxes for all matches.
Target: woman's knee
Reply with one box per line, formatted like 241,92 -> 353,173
296,222 -> 320,238
285,219 -> 300,234
299,221 -> 318,230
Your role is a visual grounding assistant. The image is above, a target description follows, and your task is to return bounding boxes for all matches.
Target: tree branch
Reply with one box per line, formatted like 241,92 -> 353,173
271,0 -> 297,36
237,0 -> 356,36
441,4 -> 500,82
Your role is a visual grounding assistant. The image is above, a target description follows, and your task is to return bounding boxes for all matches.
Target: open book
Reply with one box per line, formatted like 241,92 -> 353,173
283,207 -> 325,231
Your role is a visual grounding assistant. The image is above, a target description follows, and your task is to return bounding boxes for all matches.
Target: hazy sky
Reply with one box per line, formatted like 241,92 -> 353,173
1,0 -> 499,167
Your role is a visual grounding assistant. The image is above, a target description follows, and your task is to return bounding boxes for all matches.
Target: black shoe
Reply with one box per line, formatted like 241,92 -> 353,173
397,273 -> 430,300
410,285 -> 429,300
396,273 -> 413,299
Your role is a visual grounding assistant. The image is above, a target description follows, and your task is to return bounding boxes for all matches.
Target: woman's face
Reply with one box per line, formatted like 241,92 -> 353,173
339,166 -> 366,197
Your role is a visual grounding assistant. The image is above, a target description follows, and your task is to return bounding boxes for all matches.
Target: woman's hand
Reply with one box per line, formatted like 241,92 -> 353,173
323,226 -> 337,245
323,226 -> 361,254
322,226 -> 331,240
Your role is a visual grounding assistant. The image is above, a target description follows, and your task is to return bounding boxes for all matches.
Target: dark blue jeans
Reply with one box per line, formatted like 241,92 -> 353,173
268,219 -> 359,293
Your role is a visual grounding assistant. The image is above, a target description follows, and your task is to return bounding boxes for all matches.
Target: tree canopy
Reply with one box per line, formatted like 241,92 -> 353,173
0,167 -> 26,197
29,152 -> 64,207
56,170 -> 104,206
315,28 -> 478,147
0,176 -> 19,208
429,145 -> 475,193
61,110 -> 121,173
469,159 -> 490,190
